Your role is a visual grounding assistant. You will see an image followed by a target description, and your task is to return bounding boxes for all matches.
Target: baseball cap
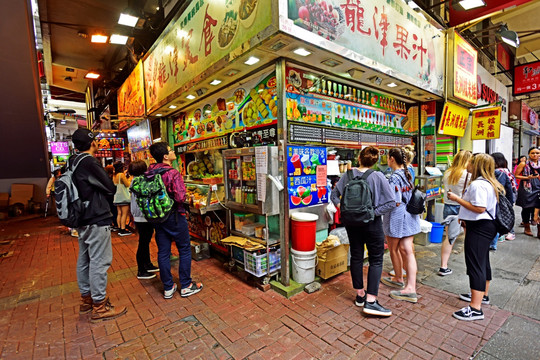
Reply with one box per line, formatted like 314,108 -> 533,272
72,128 -> 96,150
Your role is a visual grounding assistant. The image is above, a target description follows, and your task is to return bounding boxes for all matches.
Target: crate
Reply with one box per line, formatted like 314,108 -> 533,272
231,245 -> 244,263
243,248 -> 281,277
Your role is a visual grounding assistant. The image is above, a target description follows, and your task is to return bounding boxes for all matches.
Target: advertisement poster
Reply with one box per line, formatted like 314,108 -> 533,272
471,107 -> 502,140
118,60 -> 145,120
285,67 -> 411,135
287,146 -> 328,209
514,60 -> 540,96
453,32 -> 477,105
283,0 -> 445,96
144,0 -> 273,112
127,119 -> 152,152
50,141 -> 70,155
438,102 -> 469,137
174,72 -> 277,145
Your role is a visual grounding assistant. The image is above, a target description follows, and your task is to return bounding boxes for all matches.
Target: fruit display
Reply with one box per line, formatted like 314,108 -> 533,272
241,85 -> 277,127
187,153 -> 215,179
292,0 -> 345,41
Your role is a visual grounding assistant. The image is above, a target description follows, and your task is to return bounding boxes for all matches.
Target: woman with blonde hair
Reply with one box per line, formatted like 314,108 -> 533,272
447,154 -> 503,321
113,161 -> 132,236
439,150 -> 472,276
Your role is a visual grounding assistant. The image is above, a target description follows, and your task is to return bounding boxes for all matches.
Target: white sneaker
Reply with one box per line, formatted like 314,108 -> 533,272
163,283 -> 177,299
389,269 -> 407,277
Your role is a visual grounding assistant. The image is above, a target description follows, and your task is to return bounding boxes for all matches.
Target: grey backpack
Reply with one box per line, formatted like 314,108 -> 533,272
54,153 -> 90,228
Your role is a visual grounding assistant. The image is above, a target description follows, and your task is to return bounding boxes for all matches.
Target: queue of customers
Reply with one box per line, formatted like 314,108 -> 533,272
331,146 -> 518,322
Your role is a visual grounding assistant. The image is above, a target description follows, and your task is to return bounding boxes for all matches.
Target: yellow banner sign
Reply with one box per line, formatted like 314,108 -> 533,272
471,107 -> 502,140
438,102 -> 469,137
118,61 -> 145,120
453,32 -> 477,105
143,0 -> 272,113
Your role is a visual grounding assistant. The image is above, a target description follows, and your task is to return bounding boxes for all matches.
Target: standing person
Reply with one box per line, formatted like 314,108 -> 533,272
447,154 -> 503,321
381,148 -> 421,303
105,164 -> 119,231
439,150 -> 472,275
147,142 -> 203,299
331,146 -> 396,316
128,160 -> 159,280
490,152 -> 516,248
46,169 -> 62,215
70,129 -> 127,322
513,155 -> 527,189
388,145 -> 416,278
515,147 -> 540,236
113,162 -> 132,236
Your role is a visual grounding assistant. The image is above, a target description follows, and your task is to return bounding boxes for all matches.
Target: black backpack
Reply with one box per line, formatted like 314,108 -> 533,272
340,169 -> 375,226
406,186 -> 426,215
484,183 -> 515,234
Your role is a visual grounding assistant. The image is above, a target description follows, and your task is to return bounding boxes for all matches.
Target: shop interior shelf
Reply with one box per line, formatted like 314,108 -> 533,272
225,201 -> 264,215
230,229 -> 280,246
184,202 -> 224,215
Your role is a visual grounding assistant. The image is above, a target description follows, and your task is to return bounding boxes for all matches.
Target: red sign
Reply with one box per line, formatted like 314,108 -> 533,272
497,43 -> 511,71
514,60 -> 540,95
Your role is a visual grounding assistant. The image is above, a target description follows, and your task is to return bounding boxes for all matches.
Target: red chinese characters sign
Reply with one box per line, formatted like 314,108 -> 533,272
471,107 -> 501,140
453,32 -> 477,105
514,60 -> 540,96
143,0 -> 272,113
438,102 -> 469,138
118,60 -> 145,120
284,0 -> 444,96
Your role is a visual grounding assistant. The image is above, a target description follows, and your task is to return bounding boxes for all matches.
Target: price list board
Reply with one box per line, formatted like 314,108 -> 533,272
324,128 -> 359,146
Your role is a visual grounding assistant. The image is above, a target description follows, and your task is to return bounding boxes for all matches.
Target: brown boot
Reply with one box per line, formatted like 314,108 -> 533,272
90,297 -> 127,323
524,223 -> 533,236
80,294 -> 93,314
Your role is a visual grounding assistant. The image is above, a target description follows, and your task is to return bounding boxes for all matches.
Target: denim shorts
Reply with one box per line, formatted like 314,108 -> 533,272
443,204 -> 460,219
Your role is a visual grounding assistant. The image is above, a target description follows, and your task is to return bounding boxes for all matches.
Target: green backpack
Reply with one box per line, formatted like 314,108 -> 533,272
131,168 -> 175,223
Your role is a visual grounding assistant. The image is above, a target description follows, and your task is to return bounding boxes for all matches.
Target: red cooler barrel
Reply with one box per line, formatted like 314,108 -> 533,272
290,213 -> 319,252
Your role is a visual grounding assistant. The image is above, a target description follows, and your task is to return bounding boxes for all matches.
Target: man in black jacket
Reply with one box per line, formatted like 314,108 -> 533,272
71,129 -> 127,323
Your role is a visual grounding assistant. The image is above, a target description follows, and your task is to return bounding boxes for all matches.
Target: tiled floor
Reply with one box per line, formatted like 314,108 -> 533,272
0,216 -> 513,359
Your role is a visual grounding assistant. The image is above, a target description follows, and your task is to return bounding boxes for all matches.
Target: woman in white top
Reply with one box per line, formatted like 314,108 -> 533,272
113,162 -> 132,236
447,154 -> 503,321
439,150 -> 472,276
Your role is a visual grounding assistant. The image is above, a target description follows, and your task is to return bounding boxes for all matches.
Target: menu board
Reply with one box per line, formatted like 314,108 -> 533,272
127,119 -> 152,152
97,138 -> 125,151
287,146 -> 328,209
117,60 -> 145,119
174,72 -> 277,145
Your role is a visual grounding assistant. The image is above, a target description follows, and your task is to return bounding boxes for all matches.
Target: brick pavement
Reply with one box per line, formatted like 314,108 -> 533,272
0,216 -> 515,359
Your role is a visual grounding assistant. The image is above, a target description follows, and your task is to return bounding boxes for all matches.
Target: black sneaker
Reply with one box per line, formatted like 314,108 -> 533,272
146,264 -> 159,273
438,267 -> 453,276
111,226 -> 120,232
363,300 -> 392,317
459,293 -> 490,305
137,271 -> 156,280
118,229 -> 133,236
453,306 -> 484,321
354,294 -> 366,307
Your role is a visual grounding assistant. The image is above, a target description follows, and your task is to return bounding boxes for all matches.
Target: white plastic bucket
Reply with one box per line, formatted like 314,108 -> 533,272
291,248 -> 318,284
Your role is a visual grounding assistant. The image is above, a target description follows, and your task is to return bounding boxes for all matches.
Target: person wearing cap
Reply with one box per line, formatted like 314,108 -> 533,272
70,128 -> 127,322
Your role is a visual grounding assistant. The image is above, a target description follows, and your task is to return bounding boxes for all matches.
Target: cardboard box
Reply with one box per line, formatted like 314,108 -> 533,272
0,193 -> 9,209
190,241 -> 210,261
11,184 -> 34,199
316,244 -> 349,279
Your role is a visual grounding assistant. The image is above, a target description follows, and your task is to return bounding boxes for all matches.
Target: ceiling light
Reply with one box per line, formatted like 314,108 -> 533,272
405,89 -> 412,96
118,13 -> 139,27
347,68 -> 365,80
156,114 -> 163,117
91,34 -> 108,43
369,76 -> 383,85
387,82 -> 398,88
293,48 -> 311,56
186,94 -> 196,100
458,0 -> 486,10
226,69 -> 239,77
210,79 -> 222,86
244,56 -> 260,65
321,59 -> 342,67
169,105 -> 177,109
84,72 -> 100,79
110,34 -> 129,45
195,88 -> 207,96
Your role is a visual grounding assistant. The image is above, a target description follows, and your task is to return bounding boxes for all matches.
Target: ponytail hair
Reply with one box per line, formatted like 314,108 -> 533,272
389,147 -> 413,186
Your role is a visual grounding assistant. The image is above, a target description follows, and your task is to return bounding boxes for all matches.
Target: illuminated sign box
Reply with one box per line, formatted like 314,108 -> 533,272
452,32 -> 477,105
438,102 -> 469,137
514,60 -> 540,96
50,141 -> 70,155
471,107 -> 502,140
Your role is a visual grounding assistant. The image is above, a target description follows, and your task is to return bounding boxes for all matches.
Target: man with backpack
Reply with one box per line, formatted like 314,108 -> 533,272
330,146 -> 396,316
145,142 -> 203,299
67,129 -> 127,322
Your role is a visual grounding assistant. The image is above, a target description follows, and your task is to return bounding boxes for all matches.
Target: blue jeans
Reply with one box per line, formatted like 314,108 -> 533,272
154,213 -> 192,290
443,204 -> 460,219
77,225 -> 112,302
490,233 -> 499,250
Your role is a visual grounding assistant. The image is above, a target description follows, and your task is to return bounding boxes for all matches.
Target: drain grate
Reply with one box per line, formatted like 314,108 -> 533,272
103,315 -> 231,359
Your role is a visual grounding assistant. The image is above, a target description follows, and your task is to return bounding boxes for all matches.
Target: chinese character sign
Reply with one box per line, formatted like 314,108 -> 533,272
287,146 -> 328,209
438,102 -> 470,137
284,0 -> 444,96
471,107 -> 501,140
143,0 -> 272,113
514,60 -> 540,96
453,32 -> 477,105
118,60 -> 145,120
